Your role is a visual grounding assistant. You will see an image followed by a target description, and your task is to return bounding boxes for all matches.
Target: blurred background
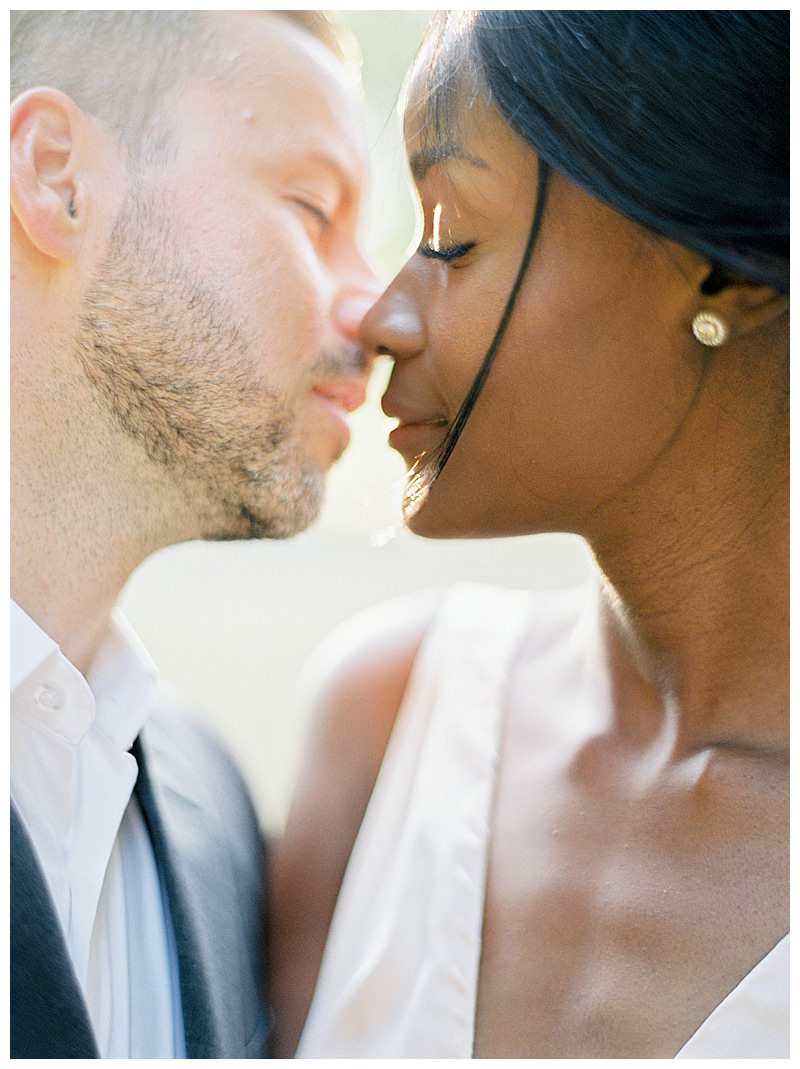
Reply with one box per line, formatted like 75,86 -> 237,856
119,11 -> 593,834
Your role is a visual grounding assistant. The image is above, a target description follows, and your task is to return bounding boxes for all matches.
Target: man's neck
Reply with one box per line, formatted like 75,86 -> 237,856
11,446 -> 184,676
10,347 -> 204,673
12,518 -> 136,675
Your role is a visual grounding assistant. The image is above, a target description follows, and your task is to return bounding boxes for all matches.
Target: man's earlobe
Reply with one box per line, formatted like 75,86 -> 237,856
11,88 -> 85,263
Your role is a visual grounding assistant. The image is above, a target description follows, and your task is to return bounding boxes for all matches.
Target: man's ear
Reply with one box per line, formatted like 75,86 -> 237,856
11,88 -> 88,263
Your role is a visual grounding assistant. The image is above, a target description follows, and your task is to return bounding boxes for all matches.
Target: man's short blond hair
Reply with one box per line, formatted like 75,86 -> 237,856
11,11 -> 344,160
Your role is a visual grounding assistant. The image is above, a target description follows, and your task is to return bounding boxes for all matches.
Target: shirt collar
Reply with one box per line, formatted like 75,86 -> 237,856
11,600 -> 158,753
10,600 -> 60,694
11,600 -> 96,747
87,609 -> 158,753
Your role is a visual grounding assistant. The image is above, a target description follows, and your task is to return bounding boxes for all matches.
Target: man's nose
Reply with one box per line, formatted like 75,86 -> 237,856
333,259 -> 384,345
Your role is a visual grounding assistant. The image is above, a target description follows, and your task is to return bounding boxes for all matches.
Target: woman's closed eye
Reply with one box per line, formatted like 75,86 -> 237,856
416,201 -> 475,263
418,241 -> 475,263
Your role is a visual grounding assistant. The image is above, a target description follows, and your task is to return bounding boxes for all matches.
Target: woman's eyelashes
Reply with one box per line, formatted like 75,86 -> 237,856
418,241 -> 476,263
414,200 -> 475,263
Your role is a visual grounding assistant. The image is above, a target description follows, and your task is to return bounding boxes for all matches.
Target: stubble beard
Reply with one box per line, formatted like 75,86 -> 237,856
74,188 -> 326,542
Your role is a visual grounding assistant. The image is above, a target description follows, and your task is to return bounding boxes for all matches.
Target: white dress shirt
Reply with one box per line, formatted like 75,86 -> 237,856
10,600 -> 186,1058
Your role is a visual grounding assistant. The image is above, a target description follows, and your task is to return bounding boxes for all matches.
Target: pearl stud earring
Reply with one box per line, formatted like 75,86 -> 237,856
691,311 -> 729,347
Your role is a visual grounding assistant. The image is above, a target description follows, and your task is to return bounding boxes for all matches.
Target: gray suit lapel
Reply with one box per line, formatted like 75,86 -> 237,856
132,733 -> 222,1057
133,723 -> 270,1058
10,806 -> 99,1059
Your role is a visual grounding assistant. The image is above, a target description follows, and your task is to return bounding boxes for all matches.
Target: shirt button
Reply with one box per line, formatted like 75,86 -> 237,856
33,683 -> 65,712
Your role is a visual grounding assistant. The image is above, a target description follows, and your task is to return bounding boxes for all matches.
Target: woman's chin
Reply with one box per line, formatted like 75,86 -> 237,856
404,509 -> 456,539
402,492 -> 489,540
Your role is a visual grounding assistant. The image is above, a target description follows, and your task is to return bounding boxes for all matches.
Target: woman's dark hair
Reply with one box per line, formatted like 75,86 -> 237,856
402,11 -> 789,515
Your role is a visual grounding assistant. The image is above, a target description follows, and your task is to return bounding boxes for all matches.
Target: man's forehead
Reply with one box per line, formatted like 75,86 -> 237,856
215,17 -> 362,148
171,13 -> 366,192
209,12 -> 349,97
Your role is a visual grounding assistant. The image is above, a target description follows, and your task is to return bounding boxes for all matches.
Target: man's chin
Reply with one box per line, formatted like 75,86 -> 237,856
239,505 -> 318,541
217,477 -> 325,541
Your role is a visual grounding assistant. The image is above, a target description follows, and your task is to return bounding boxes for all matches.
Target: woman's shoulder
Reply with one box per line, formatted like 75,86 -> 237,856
300,586 -> 445,761
299,578 -> 595,796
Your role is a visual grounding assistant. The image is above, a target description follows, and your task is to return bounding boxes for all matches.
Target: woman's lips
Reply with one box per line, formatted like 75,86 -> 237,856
386,413 -> 449,456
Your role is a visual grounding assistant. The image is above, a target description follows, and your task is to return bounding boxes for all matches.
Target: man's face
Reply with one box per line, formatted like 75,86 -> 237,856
76,14 -> 377,539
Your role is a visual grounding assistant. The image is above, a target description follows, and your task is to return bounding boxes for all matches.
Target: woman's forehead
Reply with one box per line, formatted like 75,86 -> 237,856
403,88 -> 534,192
401,20 -> 484,146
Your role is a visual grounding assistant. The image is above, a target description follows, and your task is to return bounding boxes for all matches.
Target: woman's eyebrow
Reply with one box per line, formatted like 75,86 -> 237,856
409,143 -> 489,181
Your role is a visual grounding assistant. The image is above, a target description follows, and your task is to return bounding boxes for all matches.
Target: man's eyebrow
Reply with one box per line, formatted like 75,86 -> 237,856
409,143 -> 490,181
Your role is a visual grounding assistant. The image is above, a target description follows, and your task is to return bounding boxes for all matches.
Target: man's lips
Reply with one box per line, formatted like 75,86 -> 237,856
313,380 -> 367,414
310,379 -> 368,458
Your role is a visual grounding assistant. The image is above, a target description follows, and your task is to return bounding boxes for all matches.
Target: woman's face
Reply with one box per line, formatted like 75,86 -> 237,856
360,92 -> 708,539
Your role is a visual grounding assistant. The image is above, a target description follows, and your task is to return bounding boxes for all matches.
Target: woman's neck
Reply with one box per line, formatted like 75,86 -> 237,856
589,356 -> 788,758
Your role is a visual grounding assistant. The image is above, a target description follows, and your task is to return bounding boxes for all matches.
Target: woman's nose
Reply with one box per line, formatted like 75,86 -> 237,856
359,285 -> 425,362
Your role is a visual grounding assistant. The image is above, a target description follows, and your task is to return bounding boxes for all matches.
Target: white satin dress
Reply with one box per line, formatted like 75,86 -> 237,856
297,582 -> 789,1059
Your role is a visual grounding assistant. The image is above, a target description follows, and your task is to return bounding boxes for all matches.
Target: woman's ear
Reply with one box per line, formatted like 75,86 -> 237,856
11,88 -> 87,263
696,264 -> 789,340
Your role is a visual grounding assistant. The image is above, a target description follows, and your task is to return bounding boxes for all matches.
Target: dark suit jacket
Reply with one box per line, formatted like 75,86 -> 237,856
10,697 -> 272,1058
